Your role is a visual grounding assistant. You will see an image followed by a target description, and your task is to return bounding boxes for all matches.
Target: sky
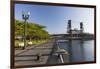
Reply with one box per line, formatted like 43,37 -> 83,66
15,4 -> 94,34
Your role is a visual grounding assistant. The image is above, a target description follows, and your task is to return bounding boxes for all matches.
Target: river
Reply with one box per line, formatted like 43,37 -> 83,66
57,40 -> 94,63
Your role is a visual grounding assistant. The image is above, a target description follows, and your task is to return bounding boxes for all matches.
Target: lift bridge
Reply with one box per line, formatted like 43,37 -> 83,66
51,20 -> 94,40
51,33 -> 94,40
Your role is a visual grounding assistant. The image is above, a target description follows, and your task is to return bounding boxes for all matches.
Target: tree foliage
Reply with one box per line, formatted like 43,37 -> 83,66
15,20 -> 50,40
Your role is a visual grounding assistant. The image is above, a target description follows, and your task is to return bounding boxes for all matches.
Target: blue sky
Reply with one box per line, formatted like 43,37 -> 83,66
15,4 -> 94,34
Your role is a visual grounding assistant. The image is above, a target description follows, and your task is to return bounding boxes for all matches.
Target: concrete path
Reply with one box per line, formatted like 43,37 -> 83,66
15,40 -> 55,66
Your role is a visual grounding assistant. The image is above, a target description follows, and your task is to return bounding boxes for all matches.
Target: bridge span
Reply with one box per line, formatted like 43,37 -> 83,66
50,33 -> 94,40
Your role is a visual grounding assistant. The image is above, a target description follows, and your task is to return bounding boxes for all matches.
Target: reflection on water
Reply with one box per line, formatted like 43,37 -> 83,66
57,40 -> 94,62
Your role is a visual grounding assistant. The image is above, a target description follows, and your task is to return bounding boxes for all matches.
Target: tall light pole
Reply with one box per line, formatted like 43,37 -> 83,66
22,11 -> 30,49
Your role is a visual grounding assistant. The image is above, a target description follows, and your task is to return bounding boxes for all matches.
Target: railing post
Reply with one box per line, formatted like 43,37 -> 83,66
59,54 -> 64,63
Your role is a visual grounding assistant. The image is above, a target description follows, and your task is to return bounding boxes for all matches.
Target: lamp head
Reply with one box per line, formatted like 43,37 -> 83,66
28,12 -> 30,16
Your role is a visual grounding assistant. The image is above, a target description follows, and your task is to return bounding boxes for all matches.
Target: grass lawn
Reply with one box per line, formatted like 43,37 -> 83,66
15,39 -> 49,48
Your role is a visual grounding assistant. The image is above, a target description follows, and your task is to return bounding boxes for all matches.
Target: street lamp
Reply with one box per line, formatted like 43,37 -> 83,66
22,11 -> 30,49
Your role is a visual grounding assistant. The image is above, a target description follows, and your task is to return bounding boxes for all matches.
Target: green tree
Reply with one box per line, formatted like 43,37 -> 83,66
15,20 -> 49,41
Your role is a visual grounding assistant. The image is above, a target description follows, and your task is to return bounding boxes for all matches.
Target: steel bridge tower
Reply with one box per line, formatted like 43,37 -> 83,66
67,20 -> 72,33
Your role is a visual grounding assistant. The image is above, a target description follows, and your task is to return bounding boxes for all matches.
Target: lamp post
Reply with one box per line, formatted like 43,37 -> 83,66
22,11 -> 30,49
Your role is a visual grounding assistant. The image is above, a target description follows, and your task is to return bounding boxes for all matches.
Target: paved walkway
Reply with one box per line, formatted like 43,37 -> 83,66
15,39 -> 55,66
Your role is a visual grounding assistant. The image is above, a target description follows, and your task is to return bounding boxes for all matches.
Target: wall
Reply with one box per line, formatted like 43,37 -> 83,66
0,0 -> 100,69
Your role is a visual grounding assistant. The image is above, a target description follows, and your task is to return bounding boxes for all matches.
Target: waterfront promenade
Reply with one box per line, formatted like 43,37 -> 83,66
15,39 -> 56,66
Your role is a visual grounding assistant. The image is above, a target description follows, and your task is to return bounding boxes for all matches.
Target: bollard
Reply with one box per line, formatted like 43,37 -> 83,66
36,53 -> 42,61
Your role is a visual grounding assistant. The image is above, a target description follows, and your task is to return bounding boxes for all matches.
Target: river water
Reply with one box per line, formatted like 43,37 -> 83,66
57,40 -> 94,63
